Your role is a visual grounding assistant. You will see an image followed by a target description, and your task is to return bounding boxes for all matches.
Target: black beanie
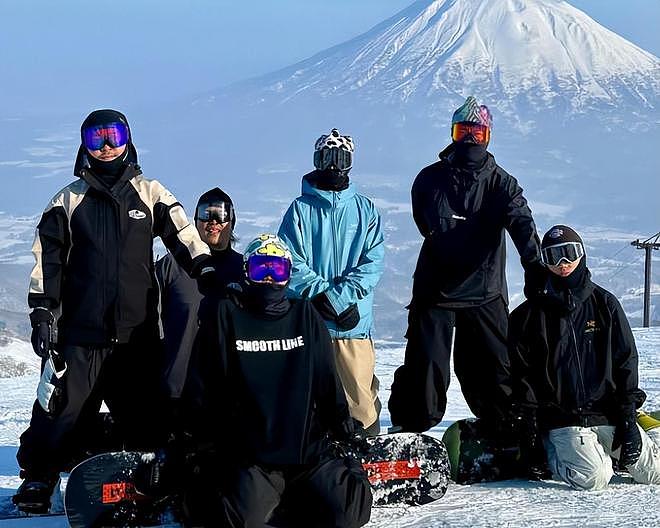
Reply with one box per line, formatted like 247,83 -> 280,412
81,109 -> 131,139
541,225 -> 583,249
195,187 -> 236,228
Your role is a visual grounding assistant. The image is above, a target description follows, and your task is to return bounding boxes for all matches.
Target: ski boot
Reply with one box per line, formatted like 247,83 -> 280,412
637,410 -> 660,446
12,474 -> 60,514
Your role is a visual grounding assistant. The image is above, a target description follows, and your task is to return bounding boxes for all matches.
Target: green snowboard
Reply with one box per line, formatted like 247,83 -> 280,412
442,418 -> 523,485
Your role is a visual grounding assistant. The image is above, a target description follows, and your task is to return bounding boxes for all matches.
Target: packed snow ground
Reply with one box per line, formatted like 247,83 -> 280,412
0,329 -> 659,527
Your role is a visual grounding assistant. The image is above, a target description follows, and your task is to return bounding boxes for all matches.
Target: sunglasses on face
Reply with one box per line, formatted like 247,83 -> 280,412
541,242 -> 585,266
197,201 -> 232,224
82,122 -> 130,151
451,122 -> 491,144
247,255 -> 291,284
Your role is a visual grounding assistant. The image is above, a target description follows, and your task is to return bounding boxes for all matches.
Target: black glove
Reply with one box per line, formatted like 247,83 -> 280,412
196,267 -> 219,297
312,292 -> 338,322
613,412 -> 642,469
312,293 -> 360,331
134,449 -> 176,497
523,260 -> 548,299
29,308 -> 54,359
336,417 -> 371,457
511,405 -> 550,480
336,304 -> 360,331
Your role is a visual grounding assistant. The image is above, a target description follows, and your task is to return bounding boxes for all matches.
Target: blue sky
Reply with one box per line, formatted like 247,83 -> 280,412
0,0 -> 658,115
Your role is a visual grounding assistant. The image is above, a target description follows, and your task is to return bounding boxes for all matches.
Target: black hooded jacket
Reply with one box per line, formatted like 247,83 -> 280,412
28,153 -> 210,345
411,145 -> 541,307
509,270 -> 645,430
183,295 -> 351,467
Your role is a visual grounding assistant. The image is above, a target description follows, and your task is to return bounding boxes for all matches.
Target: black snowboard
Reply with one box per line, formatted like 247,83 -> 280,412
64,451 -> 179,528
363,432 -> 450,506
442,418 -> 523,484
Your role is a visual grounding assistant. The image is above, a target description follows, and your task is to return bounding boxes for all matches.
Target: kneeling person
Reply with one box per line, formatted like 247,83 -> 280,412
509,225 -> 660,490
181,234 -> 372,527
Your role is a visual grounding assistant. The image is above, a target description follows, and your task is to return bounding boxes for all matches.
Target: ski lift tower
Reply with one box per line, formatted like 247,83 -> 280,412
631,231 -> 660,327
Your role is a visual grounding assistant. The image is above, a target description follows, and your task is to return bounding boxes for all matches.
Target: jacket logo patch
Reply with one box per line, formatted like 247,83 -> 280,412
128,209 -> 147,220
585,320 -> 598,333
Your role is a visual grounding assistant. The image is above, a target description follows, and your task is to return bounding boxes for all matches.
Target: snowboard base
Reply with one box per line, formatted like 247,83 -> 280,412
363,432 -> 450,505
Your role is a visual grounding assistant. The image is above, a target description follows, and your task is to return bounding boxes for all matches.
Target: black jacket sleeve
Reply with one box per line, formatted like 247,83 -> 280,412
311,305 -> 352,434
500,171 -> 541,269
609,294 -> 646,411
28,203 -> 71,310
411,168 -> 431,238
508,303 -> 539,410
180,299 -> 227,441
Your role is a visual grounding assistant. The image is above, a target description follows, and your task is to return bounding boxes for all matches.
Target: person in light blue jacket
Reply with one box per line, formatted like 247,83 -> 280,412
278,129 -> 385,435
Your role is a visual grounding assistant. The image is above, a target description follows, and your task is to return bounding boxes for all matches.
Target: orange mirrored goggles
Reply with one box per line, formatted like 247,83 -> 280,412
451,122 -> 491,144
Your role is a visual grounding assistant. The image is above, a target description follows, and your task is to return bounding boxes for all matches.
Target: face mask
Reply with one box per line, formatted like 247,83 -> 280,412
453,142 -> 487,166
312,168 -> 350,191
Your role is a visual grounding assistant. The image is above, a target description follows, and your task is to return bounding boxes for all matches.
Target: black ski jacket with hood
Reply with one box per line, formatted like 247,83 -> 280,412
28,151 -> 210,345
411,145 -> 541,308
184,295 -> 352,467
509,271 -> 645,431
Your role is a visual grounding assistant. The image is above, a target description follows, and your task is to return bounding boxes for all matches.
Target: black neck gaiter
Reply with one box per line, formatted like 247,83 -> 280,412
310,169 -> 350,191
452,142 -> 488,170
87,149 -> 129,188
242,282 -> 291,318
549,258 -> 588,292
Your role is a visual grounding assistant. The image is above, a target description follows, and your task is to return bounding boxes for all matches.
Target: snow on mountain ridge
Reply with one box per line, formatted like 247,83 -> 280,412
235,0 -> 659,119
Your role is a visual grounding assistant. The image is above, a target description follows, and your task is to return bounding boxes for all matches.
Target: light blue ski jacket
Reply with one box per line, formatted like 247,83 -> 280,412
278,175 -> 385,339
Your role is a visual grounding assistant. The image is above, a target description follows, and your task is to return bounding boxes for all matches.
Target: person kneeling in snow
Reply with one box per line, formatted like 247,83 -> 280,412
173,234 -> 372,527
509,224 -> 660,490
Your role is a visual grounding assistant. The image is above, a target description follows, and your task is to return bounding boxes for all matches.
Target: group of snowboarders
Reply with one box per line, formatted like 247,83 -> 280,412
11,98 -> 660,525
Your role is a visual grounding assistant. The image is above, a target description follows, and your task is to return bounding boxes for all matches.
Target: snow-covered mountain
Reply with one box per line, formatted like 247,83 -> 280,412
0,0 -> 658,346
205,0 -> 660,129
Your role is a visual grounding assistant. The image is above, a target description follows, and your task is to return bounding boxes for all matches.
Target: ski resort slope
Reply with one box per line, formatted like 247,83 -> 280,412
0,328 -> 659,527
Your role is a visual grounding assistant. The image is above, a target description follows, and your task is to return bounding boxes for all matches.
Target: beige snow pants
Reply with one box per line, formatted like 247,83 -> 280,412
332,338 -> 381,435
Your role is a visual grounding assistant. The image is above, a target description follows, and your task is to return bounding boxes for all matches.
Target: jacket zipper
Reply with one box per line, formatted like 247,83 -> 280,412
332,193 -> 339,284
568,315 -> 587,411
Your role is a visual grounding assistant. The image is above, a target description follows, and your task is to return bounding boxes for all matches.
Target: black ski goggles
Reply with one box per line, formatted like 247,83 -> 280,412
313,147 -> 353,171
541,242 -> 585,266
196,201 -> 233,224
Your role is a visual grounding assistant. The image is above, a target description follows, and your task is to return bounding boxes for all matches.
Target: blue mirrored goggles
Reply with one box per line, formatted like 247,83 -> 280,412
82,122 -> 129,151
247,255 -> 291,284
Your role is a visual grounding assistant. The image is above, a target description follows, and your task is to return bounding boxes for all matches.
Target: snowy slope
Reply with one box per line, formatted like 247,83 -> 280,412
1,328 -> 659,526
210,0 -> 660,126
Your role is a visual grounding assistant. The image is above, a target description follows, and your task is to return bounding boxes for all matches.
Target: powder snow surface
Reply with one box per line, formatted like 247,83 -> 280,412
0,328 -> 659,526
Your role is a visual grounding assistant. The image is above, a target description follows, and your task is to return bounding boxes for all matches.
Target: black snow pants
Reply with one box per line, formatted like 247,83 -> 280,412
17,326 -> 165,478
388,296 -> 512,432
182,456 -> 373,528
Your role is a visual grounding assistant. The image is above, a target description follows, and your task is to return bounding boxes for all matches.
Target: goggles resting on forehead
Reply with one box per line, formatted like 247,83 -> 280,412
451,122 -> 490,144
197,201 -> 233,224
247,255 -> 291,284
541,242 -> 585,266
82,122 -> 130,151
314,147 -> 353,171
